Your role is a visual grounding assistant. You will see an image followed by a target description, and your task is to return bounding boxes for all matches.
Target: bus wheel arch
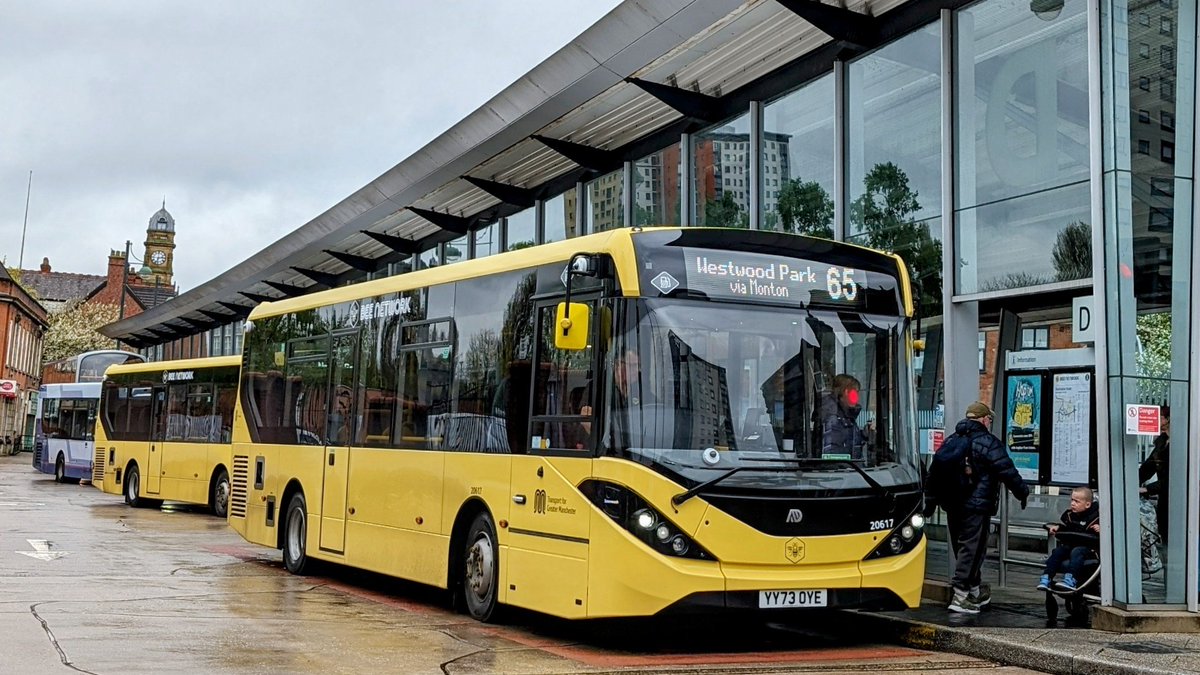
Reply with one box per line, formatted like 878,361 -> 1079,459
209,465 -> 231,519
54,453 -> 66,483
450,500 -> 500,622
122,461 -> 159,508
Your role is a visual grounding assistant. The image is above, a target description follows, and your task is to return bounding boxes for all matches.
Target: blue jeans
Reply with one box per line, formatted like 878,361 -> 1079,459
1043,544 -> 1094,577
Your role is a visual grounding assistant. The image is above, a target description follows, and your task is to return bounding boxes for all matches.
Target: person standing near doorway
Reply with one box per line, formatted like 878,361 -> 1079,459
924,401 -> 1030,614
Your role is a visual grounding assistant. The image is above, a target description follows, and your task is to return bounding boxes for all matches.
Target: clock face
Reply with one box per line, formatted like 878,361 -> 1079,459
150,250 -> 167,266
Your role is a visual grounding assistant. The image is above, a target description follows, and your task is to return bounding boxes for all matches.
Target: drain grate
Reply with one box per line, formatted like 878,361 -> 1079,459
1109,641 -> 1186,654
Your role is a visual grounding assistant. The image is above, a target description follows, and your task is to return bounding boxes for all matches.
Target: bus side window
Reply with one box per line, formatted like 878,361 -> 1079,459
531,304 -> 593,452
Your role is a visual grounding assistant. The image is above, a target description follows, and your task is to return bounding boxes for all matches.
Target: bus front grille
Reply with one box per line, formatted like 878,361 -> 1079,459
93,446 -> 105,483
230,455 -> 249,519
33,441 -> 42,468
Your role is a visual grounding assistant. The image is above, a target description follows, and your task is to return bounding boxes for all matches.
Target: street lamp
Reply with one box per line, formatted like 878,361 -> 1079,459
117,240 -> 154,319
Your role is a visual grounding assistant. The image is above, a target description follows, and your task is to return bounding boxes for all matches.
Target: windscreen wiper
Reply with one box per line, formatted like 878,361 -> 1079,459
670,457 -> 894,507
790,458 -> 892,501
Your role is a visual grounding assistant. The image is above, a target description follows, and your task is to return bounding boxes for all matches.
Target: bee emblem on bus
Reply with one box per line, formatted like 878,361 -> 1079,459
784,537 -> 806,564
785,508 -> 803,524
533,489 -> 547,514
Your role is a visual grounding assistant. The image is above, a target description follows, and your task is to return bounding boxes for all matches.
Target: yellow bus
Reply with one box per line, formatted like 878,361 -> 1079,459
229,227 -> 924,621
93,356 -> 240,516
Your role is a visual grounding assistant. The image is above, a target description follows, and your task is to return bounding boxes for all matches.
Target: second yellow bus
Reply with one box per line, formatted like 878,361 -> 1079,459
93,355 -> 240,516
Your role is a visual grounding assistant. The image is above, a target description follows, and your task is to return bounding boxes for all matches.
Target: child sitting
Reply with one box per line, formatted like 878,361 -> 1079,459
1038,487 -> 1100,592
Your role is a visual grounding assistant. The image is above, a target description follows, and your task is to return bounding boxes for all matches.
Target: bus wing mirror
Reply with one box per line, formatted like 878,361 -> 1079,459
555,302 -> 590,351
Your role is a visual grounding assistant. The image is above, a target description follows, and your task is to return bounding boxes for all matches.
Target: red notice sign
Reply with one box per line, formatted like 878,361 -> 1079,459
929,429 -> 945,452
1125,404 -> 1161,436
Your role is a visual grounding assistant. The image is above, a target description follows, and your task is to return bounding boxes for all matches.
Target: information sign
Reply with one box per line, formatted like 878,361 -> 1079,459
1051,373 -> 1091,485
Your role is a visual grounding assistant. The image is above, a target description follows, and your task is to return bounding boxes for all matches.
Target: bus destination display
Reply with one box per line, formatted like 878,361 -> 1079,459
679,247 -> 865,306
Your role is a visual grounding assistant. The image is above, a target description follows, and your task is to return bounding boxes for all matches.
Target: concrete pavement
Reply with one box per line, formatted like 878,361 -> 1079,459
857,584 -> 1200,674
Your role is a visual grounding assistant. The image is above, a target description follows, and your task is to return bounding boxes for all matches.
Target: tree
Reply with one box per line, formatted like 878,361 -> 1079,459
1136,312 -> 1172,402
979,271 -> 1049,292
1052,221 -> 1092,281
43,300 -> 121,362
776,178 -> 833,238
703,192 -> 749,229
849,162 -> 943,315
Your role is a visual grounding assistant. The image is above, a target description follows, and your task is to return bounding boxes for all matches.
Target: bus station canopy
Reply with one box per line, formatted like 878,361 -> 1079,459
101,0 -> 930,348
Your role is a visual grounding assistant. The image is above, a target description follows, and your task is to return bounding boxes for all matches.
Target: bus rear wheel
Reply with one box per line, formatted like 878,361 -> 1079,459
211,469 -> 230,519
283,492 -> 310,574
460,512 -> 499,622
54,455 -> 66,483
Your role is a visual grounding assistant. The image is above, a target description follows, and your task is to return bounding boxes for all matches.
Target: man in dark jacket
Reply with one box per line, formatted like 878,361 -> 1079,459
924,401 -> 1030,614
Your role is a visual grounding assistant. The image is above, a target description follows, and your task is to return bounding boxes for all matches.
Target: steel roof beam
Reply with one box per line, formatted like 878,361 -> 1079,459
407,207 -> 472,235
180,317 -> 218,331
775,0 -> 879,52
290,267 -> 339,288
532,135 -> 623,174
217,302 -> 254,317
199,309 -> 238,323
625,78 -> 724,124
462,176 -> 537,209
324,249 -> 380,272
262,281 -> 310,298
361,230 -> 421,255
238,291 -> 277,304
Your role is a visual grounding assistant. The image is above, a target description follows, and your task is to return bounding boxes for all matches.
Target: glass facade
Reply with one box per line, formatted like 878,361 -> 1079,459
506,207 -> 536,251
954,0 -> 1091,295
586,169 -> 624,232
1099,0 -> 1195,606
847,24 -> 943,318
694,112 -> 752,228
763,74 -> 834,234
634,144 -> 681,226
544,189 -> 574,243
474,222 -> 498,259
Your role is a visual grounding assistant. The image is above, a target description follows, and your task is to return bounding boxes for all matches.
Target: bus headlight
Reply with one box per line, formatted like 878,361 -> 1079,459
865,508 -> 925,561
634,509 -> 656,530
579,480 -> 714,561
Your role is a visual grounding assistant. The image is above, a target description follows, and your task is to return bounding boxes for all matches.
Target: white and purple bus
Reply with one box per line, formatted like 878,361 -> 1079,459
33,382 -> 102,482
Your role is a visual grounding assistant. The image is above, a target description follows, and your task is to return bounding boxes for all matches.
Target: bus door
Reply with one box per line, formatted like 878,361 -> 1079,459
146,385 -> 167,494
506,300 -> 595,617
320,332 -> 358,554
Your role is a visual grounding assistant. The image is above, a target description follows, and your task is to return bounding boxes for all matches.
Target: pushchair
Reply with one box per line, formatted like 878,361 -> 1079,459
1044,529 -> 1101,624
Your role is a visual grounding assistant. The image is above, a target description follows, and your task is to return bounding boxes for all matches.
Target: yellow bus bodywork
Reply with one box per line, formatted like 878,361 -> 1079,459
93,356 -> 240,510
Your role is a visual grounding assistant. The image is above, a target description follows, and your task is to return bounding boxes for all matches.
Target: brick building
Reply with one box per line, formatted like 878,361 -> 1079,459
0,267 -> 48,450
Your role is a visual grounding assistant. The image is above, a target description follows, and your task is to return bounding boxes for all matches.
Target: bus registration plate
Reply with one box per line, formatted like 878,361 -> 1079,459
758,589 -> 827,608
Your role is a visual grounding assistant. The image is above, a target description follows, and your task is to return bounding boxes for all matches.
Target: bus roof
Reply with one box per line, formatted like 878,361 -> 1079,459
104,354 -> 243,378
40,382 -> 102,398
249,227 -> 908,321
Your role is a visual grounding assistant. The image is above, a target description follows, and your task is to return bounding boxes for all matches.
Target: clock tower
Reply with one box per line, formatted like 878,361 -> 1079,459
144,203 -> 176,286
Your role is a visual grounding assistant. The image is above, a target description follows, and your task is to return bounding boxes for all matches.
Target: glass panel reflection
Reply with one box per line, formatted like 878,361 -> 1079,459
694,112 -> 752,228
763,75 -> 834,235
954,0 -> 1090,294
634,144 -> 681,226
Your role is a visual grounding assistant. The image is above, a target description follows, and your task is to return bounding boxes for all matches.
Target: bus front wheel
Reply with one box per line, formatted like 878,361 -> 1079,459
211,469 -> 230,519
283,492 -> 309,575
461,512 -> 499,622
54,455 -> 66,483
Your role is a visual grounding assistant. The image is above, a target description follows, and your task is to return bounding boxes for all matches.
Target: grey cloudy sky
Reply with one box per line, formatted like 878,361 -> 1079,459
1,1 -> 622,290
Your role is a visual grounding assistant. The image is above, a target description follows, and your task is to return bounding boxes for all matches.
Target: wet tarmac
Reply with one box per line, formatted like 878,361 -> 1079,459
0,454 -> 1038,674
